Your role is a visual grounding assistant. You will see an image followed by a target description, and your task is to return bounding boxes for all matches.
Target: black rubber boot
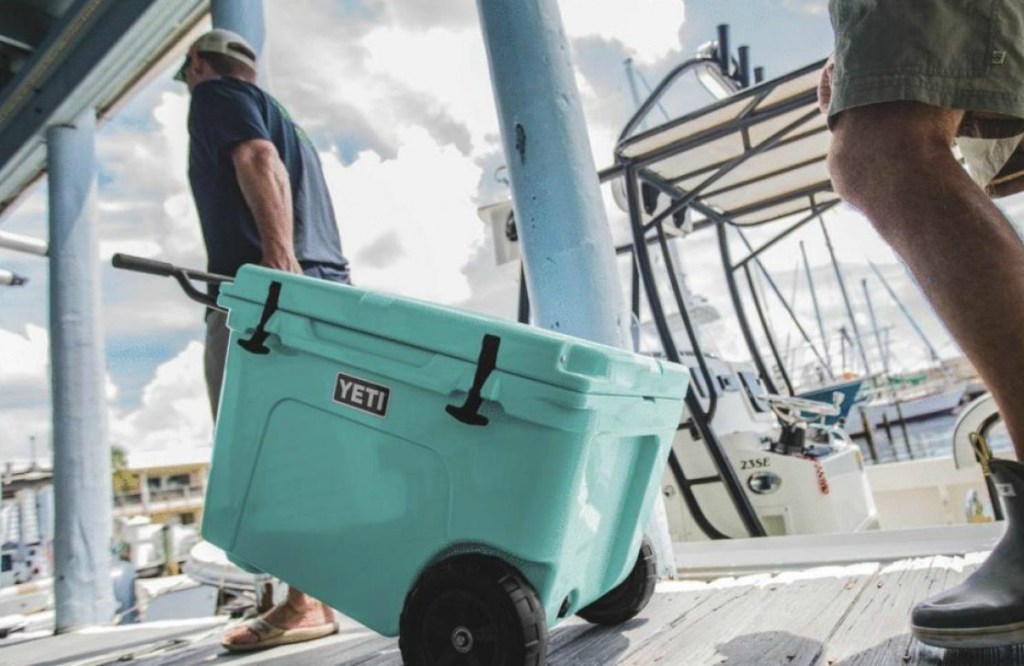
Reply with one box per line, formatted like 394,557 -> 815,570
912,436 -> 1024,648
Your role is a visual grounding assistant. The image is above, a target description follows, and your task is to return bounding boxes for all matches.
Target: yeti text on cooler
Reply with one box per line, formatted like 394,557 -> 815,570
333,372 -> 390,417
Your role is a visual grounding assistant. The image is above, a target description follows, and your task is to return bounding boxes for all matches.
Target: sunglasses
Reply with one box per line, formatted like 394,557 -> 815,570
173,55 -> 192,83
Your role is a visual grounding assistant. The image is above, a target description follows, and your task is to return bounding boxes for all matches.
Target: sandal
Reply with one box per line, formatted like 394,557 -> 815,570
221,615 -> 339,653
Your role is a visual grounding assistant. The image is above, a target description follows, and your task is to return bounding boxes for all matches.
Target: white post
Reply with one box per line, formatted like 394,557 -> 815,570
48,111 -> 115,631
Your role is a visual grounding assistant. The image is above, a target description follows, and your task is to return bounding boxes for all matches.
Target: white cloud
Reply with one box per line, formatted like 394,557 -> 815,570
0,324 -> 48,384
2,0 -> 697,461
99,239 -> 162,262
559,0 -> 685,64
0,406 -> 50,463
97,90 -> 208,339
383,0 -> 477,30
782,0 -> 829,16
361,26 -> 497,151
0,325 -> 117,460
324,127 -> 486,303
108,341 -> 212,454
0,326 -> 52,461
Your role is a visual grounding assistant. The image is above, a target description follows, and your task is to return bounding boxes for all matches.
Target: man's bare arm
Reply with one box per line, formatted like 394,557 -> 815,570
232,139 -> 301,273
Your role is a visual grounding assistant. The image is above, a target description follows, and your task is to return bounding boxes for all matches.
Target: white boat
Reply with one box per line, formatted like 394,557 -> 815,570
663,356 -> 878,541
473,40 -> 1010,558
844,380 -> 968,437
590,40 -> 1016,560
660,356 -> 998,545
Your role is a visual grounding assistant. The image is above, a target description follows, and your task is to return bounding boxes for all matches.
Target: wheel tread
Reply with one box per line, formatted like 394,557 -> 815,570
399,555 -> 548,665
577,538 -> 657,626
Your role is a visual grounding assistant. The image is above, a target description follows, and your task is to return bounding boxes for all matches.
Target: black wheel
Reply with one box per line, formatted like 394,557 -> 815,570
577,538 -> 657,626
399,555 -> 548,666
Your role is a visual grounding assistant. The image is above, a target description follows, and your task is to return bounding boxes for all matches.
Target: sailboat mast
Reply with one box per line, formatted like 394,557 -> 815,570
800,240 -> 834,379
861,278 -> 892,377
819,217 -> 875,380
868,261 -> 943,365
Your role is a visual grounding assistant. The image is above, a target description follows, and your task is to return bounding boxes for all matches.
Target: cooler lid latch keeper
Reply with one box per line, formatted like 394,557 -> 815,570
446,334 -> 501,426
238,281 -> 283,355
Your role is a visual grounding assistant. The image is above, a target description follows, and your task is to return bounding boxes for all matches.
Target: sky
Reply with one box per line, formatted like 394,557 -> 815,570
0,0 -> 1019,466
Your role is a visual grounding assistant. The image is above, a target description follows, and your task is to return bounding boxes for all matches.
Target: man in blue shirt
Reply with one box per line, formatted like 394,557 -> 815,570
179,28 -> 348,652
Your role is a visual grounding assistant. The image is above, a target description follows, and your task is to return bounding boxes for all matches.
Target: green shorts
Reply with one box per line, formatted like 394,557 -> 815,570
829,0 -> 1024,189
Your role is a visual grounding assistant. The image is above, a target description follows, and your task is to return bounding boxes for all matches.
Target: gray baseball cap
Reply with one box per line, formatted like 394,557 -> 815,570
174,28 -> 257,81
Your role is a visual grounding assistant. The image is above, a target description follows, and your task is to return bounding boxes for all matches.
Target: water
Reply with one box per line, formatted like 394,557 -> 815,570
854,411 -> 1013,465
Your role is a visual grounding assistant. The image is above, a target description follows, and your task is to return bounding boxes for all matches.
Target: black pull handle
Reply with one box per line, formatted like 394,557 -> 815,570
446,334 -> 501,426
112,253 -> 230,311
112,253 -> 232,285
238,281 -> 282,355
112,253 -> 176,277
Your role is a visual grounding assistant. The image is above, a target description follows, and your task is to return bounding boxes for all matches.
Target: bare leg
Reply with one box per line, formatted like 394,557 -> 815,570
222,586 -> 336,648
829,101 -> 1024,457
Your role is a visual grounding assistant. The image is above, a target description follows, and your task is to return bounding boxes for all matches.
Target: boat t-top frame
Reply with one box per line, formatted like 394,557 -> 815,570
604,55 -> 835,391
595,47 -> 848,539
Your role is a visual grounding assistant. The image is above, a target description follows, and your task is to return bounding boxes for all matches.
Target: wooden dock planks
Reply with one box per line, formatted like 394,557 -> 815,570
6,553 -> 1024,666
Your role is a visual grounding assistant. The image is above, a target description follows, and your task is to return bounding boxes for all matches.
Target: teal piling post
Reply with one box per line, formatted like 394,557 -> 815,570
48,111 -> 115,632
476,0 -> 675,574
476,0 -> 628,348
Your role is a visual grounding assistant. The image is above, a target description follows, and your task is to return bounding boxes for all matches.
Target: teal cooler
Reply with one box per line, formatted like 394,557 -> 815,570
202,265 -> 688,644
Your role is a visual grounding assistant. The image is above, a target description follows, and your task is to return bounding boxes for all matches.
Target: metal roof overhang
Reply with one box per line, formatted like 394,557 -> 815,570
0,0 -> 209,223
610,59 -> 837,231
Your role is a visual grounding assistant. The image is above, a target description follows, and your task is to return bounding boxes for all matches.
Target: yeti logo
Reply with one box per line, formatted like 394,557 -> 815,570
333,372 -> 390,418
997,482 -> 1017,498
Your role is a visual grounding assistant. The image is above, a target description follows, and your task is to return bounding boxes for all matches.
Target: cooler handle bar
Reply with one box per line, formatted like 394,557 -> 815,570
111,253 -> 230,311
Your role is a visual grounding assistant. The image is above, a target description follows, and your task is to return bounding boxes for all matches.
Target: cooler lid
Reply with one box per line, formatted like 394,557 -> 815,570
220,266 -> 688,399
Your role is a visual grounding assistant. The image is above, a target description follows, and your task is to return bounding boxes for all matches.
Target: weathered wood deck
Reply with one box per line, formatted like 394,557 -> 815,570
3,554 -> 1022,666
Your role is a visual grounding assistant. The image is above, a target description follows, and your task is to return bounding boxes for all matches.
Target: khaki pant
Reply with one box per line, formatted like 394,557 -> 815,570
829,0 -> 1024,195
204,309 -> 231,419
203,263 -> 351,419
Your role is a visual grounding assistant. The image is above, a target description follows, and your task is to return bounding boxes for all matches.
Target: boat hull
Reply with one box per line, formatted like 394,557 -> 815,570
845,384 -> 967,437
